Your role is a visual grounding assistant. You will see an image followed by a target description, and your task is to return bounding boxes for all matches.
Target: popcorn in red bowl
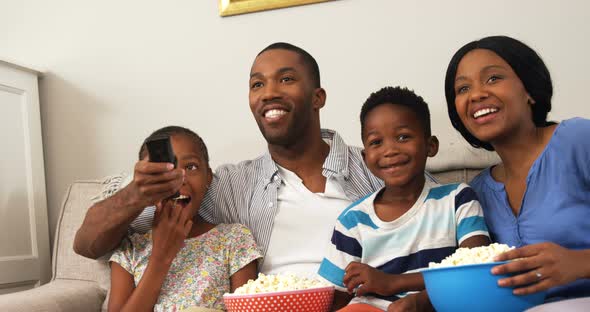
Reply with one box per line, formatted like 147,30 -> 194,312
224,286 -> 334,312
223,273 -> 334,312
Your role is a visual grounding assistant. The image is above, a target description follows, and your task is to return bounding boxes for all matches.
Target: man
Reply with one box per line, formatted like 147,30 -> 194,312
74,43 -> 385,276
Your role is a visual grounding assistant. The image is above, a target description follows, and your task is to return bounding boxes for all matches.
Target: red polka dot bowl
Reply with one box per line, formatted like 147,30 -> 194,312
223,286 -> 334,312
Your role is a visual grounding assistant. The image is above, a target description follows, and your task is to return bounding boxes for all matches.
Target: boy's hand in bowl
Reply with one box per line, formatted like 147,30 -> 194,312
343,262 -> 398,296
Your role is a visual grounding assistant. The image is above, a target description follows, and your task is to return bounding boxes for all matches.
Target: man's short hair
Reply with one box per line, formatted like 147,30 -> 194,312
258,42 -> 321,88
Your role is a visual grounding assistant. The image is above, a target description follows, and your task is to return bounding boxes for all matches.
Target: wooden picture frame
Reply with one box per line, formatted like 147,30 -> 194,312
219,0 -> 334,17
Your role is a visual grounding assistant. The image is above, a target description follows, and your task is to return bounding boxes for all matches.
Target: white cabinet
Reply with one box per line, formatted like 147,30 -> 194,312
0,60 -> 51,294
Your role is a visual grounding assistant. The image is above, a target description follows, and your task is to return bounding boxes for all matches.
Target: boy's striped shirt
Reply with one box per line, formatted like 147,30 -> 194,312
318,180 -> 489,310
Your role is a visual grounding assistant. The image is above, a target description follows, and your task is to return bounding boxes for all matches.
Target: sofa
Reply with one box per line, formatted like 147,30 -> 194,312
0,157 -> 496,311
0,179 -> 111,312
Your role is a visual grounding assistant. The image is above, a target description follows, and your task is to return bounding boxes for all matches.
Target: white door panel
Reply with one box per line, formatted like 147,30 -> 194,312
0,61 -> 50,294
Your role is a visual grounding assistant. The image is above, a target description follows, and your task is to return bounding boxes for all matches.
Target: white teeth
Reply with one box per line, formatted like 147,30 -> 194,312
473,108 -> 498,119
264,109 -> 287,118
174,195 -> 189,200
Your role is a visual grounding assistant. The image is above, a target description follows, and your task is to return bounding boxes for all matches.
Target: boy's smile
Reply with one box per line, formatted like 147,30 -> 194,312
377,156 -> 411,174
362,103 -> 437,189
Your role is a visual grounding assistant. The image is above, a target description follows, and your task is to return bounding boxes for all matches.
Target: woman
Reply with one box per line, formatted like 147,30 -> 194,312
444,35 -> 590,302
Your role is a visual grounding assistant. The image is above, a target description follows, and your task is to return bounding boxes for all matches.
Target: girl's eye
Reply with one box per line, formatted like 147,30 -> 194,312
186,164 -> 198,171
251,81 -> 263,89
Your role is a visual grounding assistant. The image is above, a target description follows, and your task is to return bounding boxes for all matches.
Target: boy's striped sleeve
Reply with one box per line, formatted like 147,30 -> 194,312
454,183 -> 489,244
318,212 -> 363,291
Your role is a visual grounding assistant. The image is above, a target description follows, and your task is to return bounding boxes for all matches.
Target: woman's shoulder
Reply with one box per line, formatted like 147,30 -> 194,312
560,117 -> 590,128
554,117 -> 590,139
469,167 -> 498,192
546,118 -> 590,154
470,167 -> 490,185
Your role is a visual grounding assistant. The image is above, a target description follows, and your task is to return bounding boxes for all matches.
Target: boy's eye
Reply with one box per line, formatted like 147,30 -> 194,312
397,134 -> 411,142
251,81 -> 263,89
280,76 -> 294,83
368,139 -> 382,146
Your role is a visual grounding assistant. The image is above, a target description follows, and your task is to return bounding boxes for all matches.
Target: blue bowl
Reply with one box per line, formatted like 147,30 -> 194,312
421,261 -> 545,312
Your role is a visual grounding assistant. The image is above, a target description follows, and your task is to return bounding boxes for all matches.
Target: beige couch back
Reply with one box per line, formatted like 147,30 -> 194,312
53,181 -> 110,290
430,168 -> 485,185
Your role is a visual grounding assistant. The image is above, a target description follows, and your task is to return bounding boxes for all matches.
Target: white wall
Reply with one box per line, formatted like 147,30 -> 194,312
1,0 -> 589,249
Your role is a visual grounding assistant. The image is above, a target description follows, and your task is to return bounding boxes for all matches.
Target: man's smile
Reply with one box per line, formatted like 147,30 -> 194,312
264,109 -> 288,121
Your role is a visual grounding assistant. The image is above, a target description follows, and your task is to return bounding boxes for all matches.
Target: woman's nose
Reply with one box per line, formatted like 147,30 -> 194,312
469,84 -> 489,102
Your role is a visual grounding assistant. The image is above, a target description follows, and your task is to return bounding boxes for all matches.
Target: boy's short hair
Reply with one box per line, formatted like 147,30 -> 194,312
360,86 -> 432,138
138,126 -> 209,164
258,42 -> 321,88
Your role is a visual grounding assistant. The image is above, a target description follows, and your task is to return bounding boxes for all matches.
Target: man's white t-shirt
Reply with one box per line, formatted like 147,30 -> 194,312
260,164 -> 352,276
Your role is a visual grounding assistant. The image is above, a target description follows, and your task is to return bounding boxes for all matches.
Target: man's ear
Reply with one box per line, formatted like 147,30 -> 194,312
427,136 -> 439,157
206,167 -> 213,186
312,87 -> 327,110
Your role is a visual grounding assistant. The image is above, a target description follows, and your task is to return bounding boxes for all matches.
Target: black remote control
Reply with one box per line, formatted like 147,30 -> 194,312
145,134 -> 180,199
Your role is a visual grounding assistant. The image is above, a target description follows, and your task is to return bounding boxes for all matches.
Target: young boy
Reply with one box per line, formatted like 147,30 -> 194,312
318,87 -> 491,312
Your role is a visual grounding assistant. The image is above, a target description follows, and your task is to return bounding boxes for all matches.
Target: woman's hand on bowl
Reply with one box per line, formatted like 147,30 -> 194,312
491,242 -> 590,295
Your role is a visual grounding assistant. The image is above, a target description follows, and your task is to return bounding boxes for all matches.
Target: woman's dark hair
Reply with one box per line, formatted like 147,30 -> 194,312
138,126 -> 209,164
445,35 -> 553,151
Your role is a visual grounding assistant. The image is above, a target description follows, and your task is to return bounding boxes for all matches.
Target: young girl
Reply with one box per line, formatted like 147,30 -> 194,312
108,126 -> 262,312
445,36 -> 590,302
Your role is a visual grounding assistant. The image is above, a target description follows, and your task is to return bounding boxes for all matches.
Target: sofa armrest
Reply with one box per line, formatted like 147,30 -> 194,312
0,279 -> 106,312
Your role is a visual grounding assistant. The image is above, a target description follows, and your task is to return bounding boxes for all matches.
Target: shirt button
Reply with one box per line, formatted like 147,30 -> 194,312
268,202 -> 273,208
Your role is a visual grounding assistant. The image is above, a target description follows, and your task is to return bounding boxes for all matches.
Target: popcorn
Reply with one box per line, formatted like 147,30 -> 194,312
428,243 -> 514,268
232,273 -> 331,295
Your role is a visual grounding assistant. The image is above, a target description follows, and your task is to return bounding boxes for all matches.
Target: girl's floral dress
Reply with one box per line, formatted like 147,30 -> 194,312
110,223 -> 262,311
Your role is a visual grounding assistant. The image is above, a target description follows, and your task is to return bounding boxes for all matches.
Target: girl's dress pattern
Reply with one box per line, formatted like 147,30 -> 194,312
110,223 -> 262,311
